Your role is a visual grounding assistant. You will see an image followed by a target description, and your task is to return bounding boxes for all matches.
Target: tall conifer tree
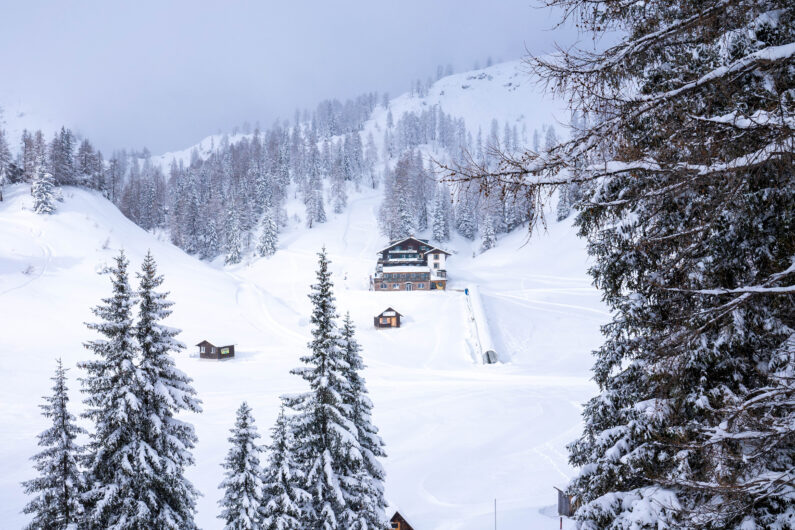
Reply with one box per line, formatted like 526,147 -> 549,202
284,248 -> 362,529
135,251 -> 202,529
262,406 -> 308,530
219,402 -> 266,530
79,251 -> 144,529
22,359 -> 85,530
339,313 -> 388,530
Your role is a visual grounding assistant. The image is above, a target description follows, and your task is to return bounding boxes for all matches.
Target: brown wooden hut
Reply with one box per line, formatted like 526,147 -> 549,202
374,307 -> 402,328
197,340 -> 235,360
390,511 -> 415,530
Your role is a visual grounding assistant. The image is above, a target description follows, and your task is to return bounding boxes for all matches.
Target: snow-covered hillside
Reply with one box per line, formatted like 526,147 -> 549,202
0,180 -> 604,529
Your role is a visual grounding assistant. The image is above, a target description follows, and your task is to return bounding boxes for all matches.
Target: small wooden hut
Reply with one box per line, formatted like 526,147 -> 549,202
374,307 -> 402,328
197,340 -> 235,360
390,511 -> 415,530
554,486 -> 577,517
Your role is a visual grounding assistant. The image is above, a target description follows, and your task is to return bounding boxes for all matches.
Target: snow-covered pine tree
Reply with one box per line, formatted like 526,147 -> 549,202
0,127 -> 10,201
225,206 -> 243,265
330,147 -> 347,214
283,248 -> 362,529
135,251 -> 202,529
21,358 -> 85,530
431,184 -> 451,242
479,214 -> 496,253
32,154 -> 56,215
444,1 -> 795,527
203,218 -> 221,260
454,184 -> 478,240
555,184 -> 571,222
79,250 -> 145,529
257,209 -> 279,258
261,405 -> 308,530
339,313 -> 388,530
219,402 -> 266,530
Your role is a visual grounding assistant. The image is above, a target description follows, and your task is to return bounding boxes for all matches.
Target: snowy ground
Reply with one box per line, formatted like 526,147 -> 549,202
0,183 -> 605,529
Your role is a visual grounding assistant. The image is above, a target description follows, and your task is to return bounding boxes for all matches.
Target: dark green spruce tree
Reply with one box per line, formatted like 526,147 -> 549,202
261,405 -> 308,530
445,1 -> 794,527
135,251 -> 202,529
339,313 -> 388,530
21,358 -> 85,530
78,250 -> 145,529
218,402 -> 266,530
283,248 -> 365,529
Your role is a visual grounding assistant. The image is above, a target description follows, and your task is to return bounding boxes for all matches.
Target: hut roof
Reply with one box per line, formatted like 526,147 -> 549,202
378,307 -> 402,317
390,511 -> 415,530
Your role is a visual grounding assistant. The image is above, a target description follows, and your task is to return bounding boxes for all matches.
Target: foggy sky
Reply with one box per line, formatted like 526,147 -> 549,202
0,1 -> 578,154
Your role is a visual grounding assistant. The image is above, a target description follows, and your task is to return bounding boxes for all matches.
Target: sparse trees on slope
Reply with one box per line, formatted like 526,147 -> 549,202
21,359 -> 85,530
135,251 -> 201,529
219,402 -> 266,530
261,406 -> 308,530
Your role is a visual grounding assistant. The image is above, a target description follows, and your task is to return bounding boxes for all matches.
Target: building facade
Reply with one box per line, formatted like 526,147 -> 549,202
372,236 -> 450,291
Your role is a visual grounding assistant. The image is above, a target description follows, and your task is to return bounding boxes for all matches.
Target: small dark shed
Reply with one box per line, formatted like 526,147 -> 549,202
197,340 -> 235,360
554,486 -> 576,517
390,511 -> 415,530
374,307 -> 402,328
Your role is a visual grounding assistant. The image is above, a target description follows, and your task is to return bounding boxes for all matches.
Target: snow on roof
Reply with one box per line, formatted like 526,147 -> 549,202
377,236 -> 451,256
196,340 -> 235,347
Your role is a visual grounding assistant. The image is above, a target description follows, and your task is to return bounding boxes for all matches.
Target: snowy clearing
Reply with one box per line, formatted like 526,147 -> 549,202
0,176 -> 602,529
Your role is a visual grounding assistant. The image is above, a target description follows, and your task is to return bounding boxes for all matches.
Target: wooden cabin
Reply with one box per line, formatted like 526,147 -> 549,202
390,511 -> 415,530
197,340 -> 235,360
374,307 -> 402,328
554,487 -> 578,517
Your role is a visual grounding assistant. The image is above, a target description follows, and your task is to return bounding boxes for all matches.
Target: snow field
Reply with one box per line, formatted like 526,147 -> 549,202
0,179 -> 602,529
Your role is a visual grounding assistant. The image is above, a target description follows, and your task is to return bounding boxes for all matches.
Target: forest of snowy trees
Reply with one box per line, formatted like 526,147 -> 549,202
446,0 -> 795,527
0,73 -> 565,264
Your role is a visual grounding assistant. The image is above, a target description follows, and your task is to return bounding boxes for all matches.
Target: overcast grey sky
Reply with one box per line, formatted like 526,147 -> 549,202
0,1 -> 578,154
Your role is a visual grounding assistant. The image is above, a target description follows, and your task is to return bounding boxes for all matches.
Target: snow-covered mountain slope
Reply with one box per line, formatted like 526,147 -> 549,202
150,59 -> 567,170
0,181 -> 604,529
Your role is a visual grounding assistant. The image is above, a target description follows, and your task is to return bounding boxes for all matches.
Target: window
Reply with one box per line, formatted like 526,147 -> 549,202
380,317 -> 390,325
200,346 -> 205,353
393,284 -> 399,289
212,347 -> 217,353
434,262 -> 439,269
434,253 -> 440,260
380,283 -> 387,289
418,283 -> 424,289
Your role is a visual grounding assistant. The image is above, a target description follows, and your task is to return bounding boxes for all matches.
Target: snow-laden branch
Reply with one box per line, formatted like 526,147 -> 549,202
635,42 -> 795,104
671,257 -> 795,296
531,0 -> 734,77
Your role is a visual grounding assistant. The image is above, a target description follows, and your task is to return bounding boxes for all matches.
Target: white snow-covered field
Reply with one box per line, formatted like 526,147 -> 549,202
0,181 -> 605,529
